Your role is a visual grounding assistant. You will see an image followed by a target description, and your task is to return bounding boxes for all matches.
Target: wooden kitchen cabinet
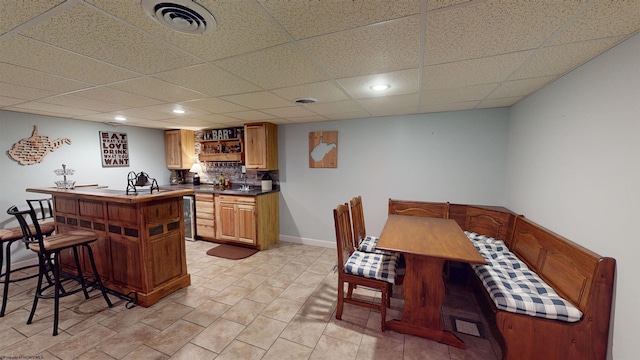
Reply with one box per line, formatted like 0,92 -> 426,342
195,193 -> 215,239
214,193 -> 279,250
244,122 -> 278,170
165,129 -> 195,170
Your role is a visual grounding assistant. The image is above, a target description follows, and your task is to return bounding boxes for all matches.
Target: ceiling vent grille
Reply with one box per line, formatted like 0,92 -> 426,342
142,0 -> 216,35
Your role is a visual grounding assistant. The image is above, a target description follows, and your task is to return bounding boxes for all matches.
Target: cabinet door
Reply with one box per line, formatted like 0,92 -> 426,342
165,129 -> 194,170
195,194 -> 215,239
236,204 -> 256,244
244,122 -> 278,170
217,202 -> 237,240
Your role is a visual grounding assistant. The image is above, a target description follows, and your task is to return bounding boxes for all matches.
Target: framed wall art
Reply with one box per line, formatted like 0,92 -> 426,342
100,131 -> 129,167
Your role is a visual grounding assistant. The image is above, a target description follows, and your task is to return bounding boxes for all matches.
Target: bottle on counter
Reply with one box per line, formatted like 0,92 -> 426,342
225,172 -> 230,189
219,173 -> 225,188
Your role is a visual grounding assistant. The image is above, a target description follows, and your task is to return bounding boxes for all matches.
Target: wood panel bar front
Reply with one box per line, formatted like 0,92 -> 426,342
27,187 -> 194,307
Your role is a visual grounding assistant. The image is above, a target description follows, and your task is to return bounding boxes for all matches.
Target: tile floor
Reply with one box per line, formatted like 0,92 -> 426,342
1,240 -> 503,359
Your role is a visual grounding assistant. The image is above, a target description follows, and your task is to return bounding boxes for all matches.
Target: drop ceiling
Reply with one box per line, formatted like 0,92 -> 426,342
0,0 -> 638,130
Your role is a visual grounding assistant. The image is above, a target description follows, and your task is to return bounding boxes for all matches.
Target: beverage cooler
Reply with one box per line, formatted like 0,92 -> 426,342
183,195 -> 195,241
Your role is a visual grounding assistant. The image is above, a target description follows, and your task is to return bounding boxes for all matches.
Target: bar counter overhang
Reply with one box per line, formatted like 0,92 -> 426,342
26,186 -> 194,307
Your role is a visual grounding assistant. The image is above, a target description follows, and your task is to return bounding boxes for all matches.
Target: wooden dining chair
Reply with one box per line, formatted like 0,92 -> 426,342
349,196 -> 386,254
7,206 -> 112,336
333,203 -> 399,331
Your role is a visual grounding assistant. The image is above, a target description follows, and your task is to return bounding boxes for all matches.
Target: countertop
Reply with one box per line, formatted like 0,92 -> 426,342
161,183 -> 280,196
27,186 -> 194,204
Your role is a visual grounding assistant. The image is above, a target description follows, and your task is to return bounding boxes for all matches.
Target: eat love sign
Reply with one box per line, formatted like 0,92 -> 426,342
100,131 -> 129,167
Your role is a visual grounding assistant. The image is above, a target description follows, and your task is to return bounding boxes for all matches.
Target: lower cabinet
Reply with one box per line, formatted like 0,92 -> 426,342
195,193 -> 215,238
216,195 -> 256,245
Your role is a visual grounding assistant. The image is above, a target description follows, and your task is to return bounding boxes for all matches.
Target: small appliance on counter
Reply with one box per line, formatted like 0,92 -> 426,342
261,172 -> 272,191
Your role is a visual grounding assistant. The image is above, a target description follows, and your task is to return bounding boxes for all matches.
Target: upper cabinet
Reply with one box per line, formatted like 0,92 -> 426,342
165,129 -> 195,170
244,122 -> 278,170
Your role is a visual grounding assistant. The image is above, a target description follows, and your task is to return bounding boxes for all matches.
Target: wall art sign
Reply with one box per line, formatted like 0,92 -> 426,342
309,131 -> 338,168
100,131 -> 129,167
7,125 -> 71,165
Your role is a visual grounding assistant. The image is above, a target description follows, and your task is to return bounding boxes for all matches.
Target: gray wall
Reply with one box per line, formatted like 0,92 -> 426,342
277,108 -> 509,246
0,111 -> 168,262
505,32 -> 640,360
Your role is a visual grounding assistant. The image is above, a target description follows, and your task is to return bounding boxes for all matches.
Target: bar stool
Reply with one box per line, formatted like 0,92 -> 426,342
0,210 -> 56,317
7,206 -> 112,335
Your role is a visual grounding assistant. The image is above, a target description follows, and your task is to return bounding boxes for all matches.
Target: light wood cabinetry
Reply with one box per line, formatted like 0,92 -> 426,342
195,193 -> 215,238
244,122 -> 278,170
165,129 -> 195,169
198,137 -> 244,163
204,192 -> 279,250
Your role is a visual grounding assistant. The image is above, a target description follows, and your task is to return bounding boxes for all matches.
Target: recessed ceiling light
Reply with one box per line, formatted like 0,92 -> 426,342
173,109 -> 185,114
114,115 -> 127,121
370,84 -> 390,91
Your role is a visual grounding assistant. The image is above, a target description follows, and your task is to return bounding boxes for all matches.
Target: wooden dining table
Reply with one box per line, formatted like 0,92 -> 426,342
376,215 -> 486,348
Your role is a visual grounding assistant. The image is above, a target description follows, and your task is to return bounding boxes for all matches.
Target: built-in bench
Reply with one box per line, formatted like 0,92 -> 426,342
388,200 -> 616,360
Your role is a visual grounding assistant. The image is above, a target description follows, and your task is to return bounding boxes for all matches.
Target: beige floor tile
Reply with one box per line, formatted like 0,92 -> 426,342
294,271 -> 327,288
211,285 -> 251,306
200,273 -> 239,291
263,337 -> 314,360
99,304 -> 157,332
280,314 -> 328,348
145,319 -> 204,355
279,262 -> 310,276
169,343 -> 216,360
236,315 -> 287,350
96,322 -> 161,359
121,344 -> 169,360
279,283 -> 317,303
221,263 -> 256,277
252,263 -> 283,276
73,347 -> 115,360
263,272 -> 298,288
298,295 -> 337,322
0,326 -> 27,351
310,334 -> 359,360
190,317 -> 245,353
221,298 -> 267,325
215,339 -> 266,360
404,334 -> 451,360
47,324 -> 117,360
356,332 -> 404,360
324,315 -> 366,345
307,260 -> 337,275
235,272 -> 268,289
141,302 -> 194,330
261,297 -> 304,323
181,299 -> 230,327
244,283 -> 284,304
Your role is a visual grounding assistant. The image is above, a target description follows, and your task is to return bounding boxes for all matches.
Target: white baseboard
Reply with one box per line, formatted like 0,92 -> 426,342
279,235 -> 336,249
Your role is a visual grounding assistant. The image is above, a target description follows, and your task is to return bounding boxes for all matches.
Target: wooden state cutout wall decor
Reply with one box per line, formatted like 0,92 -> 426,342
309,131 -> 338,168
7,125 -> 71,165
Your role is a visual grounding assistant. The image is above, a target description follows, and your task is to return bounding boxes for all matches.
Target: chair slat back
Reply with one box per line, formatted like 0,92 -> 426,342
26,198 -> 54,222
7,206 -> 44,247
349,196 -> 366,248
333,203 -> 355,270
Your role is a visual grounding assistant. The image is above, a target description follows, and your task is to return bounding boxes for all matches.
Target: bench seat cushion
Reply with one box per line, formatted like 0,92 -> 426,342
466,231 -> 583,323
345,251 -> 399,284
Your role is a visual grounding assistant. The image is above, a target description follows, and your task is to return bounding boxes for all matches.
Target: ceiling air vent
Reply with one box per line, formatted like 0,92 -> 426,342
294,98 -> 317,104
142,0 -> 216,35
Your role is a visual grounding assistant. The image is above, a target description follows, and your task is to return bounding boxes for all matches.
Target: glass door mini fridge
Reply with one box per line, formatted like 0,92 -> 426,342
183,195 -> 196,241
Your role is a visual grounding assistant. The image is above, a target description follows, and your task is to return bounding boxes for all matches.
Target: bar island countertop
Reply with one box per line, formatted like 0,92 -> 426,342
26,186 -> 193,307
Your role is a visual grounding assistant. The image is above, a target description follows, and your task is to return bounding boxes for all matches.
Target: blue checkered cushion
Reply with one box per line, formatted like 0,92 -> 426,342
344,251 -> 399,284
358,235 -> 397,256
466,231 -> 582,322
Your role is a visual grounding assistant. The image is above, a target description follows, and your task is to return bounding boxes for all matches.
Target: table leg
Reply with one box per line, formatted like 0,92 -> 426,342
385,253 -> 465,348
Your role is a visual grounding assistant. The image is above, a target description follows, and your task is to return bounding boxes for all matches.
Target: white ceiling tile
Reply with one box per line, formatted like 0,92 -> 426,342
182,98 -> 250,114
427,0 -> 472,11
489,77 -> 557,99
116,107 -> 173,121
0,82 -> 56,100
477,97 -> 523,109
224,110 -> 276,122
0,62 -> 90,93
191,114 -> 243,124
304,100 -> 364,116
369,106 -> 418,118
271,81 -> 349,103
423,51 -> 532,89
71,87 -> 162,108
325,110 -> 371,121
155,64 -> 261,97
262,106 -> 316,118
40,94 -> 129,113
338,69 -> 420,99
550,1 -> 640,45
301,17 -> 420,78
0,35 -> 139,85
284,115 -> 329,123
21,3 -> 202,74
357,94 -> 419,112
215,44 -> 329,89
511,37 -> 625,80
11,101 -> 98,116
258,0 -> 420,39
424,1 -> 586,65
0,0 -> 65,31
220,91 -> 292,109
0,95 -> 24,107
421,84 -> 498,106
108,78 -> 205,103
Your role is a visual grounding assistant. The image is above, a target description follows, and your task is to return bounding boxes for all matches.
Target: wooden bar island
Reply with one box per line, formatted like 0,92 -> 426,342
26,186 -> 194,307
